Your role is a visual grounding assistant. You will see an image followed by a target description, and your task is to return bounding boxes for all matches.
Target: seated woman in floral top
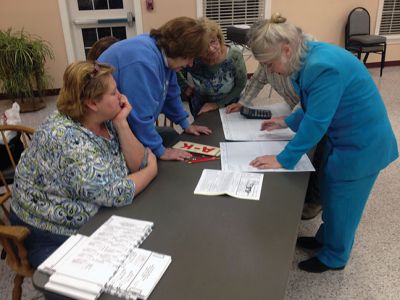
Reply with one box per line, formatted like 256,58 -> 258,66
178,17 -> 247,118
10,61 -> 158,267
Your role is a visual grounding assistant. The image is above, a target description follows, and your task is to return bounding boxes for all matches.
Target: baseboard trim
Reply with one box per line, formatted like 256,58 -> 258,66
365,60 -> 400,68
247,60 -> 399,78
1,60 -> 399,100
0,88 -> 60,101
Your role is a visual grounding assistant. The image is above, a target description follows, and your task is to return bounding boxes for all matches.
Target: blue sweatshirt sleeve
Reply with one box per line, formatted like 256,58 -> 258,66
277,65 -> 343,169
162,73 -> 190,129
119,62 -> 167,157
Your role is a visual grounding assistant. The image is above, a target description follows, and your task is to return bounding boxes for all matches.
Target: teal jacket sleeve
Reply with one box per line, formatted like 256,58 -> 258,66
277,64 -> 344,169
284,107 -> 304,132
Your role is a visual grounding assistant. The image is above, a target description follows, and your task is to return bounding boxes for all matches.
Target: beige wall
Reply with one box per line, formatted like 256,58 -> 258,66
0,0 -> 398,90
271,0 -> 400,63
141,0 -> 197,32
0,0 -> 68,89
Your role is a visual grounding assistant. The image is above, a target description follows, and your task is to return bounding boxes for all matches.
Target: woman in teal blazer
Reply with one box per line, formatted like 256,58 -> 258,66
248,14 -> 398,272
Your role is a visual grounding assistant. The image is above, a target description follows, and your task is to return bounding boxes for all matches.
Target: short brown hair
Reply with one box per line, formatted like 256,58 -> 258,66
57,61 -> 113,122
87,36 -> 119,61
150,16 -> 208,58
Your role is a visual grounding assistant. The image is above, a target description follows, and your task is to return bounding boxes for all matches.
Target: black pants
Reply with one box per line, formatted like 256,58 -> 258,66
304,136 -> 326,205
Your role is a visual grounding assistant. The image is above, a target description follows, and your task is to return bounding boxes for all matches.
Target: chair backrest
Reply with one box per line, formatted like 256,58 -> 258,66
0,125 -> 34,220
0,125 -> 35,300
346,7 -> 371,42
0,125 -> 35,170
0,170 -> 12,220
155,113 -> 174,128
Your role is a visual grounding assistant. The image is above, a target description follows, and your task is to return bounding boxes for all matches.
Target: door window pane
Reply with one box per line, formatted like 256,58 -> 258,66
112,27 -> 126,40
94,0 -> 108,10
82,28 -> 98,47
78,0 -> 93,10
109,0 -> 123,9
98,27 -> 112,38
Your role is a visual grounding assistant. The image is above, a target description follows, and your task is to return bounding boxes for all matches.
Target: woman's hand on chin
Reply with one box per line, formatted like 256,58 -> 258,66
112,95 -> 131,126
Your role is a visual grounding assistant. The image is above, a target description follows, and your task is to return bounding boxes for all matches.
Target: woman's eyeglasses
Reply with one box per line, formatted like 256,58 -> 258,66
88,62 -> 100,79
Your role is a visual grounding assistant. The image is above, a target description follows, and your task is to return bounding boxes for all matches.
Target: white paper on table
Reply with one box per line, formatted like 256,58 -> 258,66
219,104 -> 294,141
220,141 -> 315,172
106,248 -> 171,300
126,250 -> 172,300
194,169 -> 263,200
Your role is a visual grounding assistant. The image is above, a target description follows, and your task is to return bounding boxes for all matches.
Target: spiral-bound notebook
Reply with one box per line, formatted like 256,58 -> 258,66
38,215 -> 171,300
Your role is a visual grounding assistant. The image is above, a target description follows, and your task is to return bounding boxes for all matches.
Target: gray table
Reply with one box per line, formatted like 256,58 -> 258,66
33,110 -> 310,300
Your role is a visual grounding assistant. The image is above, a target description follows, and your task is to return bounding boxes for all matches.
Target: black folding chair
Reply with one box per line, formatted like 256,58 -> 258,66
345,7 -> 387,76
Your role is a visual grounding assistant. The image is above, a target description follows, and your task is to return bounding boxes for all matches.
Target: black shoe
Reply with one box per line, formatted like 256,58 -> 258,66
296,237 -> 323,250
298,257 -> 345,273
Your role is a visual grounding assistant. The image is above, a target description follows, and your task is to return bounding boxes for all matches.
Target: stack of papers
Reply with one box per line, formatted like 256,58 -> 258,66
39,215 -> 171,300
192,109 -> 315,201
219,107 -> 294,141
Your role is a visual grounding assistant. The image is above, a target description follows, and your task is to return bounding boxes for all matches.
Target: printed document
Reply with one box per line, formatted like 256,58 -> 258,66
219,104 -> 294,141
194,169 -> 264,200
220,141 -> 315,172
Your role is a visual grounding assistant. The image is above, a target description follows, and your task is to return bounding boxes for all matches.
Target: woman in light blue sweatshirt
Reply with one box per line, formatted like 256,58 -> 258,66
99,17 -> 212,161
248,14 -> 398,272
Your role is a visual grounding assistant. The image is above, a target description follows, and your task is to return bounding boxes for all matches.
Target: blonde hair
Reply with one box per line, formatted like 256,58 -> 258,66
198,17 -> 225,46
57,61 -> 113,122
248,13 -> 308,74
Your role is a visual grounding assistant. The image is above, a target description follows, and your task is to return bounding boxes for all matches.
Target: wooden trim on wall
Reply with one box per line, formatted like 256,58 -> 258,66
365,60 -> 400,68
1,60 -> 399,100
247,60 -> 400,79
0,89 -> 60,101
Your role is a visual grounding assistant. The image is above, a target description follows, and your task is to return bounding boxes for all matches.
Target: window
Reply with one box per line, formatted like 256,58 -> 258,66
377,0 -> 400,42
197,0 -> 267,37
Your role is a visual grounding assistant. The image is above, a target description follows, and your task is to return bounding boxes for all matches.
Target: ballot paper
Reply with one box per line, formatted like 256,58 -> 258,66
194,169 -> 264,200
106,248 -> 172,300
220,141 -> 315,172
219,104 -> 295,141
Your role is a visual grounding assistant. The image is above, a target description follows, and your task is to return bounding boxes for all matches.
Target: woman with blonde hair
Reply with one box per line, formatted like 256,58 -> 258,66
10,61 -> 157,267
247,14 -> 398,272
178,17 -> 247,117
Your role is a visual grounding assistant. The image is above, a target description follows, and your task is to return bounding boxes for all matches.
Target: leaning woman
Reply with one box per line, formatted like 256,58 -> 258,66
10,61 -> 158,267
178,17 -> 247,118
248,14 -> 398,272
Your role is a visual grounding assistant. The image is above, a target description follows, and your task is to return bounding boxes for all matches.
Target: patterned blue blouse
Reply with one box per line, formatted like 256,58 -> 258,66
11,112 -> 136,236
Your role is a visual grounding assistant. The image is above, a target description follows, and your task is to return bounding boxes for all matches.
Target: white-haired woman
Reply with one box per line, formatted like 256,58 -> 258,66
247,14 -> 398,273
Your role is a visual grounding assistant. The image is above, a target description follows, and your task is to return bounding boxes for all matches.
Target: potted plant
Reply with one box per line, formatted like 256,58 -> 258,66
0,28 -> 54,112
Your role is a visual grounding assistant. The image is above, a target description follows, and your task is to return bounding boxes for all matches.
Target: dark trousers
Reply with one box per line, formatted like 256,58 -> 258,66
304,136 -> 326,205
9,210 -> 68,268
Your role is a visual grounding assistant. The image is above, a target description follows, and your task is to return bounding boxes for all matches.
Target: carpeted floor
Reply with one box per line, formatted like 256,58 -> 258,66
0,66 -> 399,300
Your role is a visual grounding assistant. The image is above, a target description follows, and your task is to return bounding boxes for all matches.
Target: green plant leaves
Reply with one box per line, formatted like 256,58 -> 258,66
0,28 -> 54,100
